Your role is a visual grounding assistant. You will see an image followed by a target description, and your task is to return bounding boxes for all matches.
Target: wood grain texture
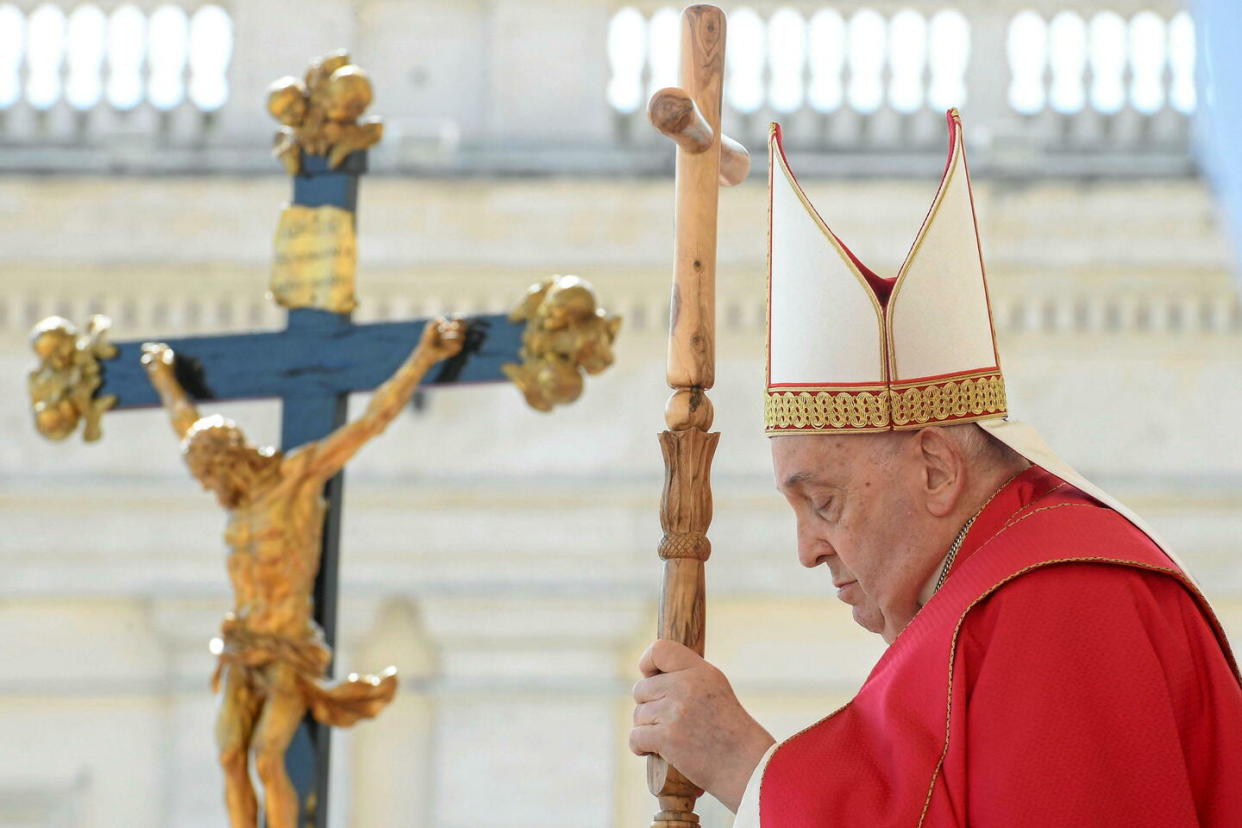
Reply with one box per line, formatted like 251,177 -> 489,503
649,428 -> 718,824
718,134 -> 751,187
648,87 -> 713,154
648,87 -> 751,187
665,4 -> 724,393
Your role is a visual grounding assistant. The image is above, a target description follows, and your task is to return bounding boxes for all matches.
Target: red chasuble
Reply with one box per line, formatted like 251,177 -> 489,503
759,467 -> 1242,826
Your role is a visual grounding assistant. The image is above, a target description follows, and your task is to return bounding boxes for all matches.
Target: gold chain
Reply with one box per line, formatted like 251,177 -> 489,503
933,516 -> 976,594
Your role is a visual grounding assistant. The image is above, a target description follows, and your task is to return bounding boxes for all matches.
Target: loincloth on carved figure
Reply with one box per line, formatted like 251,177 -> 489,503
210,613 -> 397,727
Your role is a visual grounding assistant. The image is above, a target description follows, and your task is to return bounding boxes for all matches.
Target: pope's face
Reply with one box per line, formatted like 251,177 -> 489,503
772,433 -> 932,644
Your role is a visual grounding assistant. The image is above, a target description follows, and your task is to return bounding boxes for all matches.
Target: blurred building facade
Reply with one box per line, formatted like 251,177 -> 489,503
1,1 -> 1239,826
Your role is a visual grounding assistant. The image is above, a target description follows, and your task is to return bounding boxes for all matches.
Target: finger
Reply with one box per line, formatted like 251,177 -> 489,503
638,639 -> 702,678
632,699 -> 665,727
632,672 -> 672,704
628,724 -> 662,757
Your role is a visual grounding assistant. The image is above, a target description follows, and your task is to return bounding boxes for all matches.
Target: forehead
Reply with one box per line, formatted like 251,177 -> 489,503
770,433 -> 887,489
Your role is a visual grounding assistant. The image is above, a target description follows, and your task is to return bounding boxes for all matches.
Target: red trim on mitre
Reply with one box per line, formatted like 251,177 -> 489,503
768,381 -> 890,389
891,366 -> 1005,387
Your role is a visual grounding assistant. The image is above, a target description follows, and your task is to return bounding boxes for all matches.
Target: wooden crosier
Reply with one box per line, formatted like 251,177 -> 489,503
647,6 -> 750,827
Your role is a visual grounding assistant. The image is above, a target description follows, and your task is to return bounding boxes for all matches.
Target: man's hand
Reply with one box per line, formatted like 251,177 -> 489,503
630,639 -> 776,813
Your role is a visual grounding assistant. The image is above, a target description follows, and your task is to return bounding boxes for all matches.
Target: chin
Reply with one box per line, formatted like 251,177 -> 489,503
852,605 -> 886,636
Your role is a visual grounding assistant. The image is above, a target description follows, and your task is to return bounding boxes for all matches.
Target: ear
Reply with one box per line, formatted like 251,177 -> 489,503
913,427 -> 967,518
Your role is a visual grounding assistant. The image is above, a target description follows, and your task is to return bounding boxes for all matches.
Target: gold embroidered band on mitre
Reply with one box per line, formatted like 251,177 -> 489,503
765,371 -> 1007,433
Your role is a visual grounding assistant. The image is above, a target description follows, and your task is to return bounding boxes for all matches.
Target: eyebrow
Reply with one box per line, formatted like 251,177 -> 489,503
780,471 -> 816,491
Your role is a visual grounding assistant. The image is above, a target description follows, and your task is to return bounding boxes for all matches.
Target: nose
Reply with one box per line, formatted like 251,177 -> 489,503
795,517 -> 833,569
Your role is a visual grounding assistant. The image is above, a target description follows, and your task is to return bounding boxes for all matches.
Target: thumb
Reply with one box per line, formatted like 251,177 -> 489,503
638,639 -> 702,678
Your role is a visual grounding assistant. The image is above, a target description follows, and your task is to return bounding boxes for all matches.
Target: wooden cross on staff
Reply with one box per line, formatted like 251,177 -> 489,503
26,52 -> 620,828
646,6 -> 750,827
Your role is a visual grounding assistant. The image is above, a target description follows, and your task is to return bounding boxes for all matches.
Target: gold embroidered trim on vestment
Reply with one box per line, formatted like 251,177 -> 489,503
764,371 -> 1007,433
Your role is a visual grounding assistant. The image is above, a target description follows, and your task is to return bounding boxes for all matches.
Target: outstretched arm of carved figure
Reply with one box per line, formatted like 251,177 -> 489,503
141,342 -> 201,439
299,317 -> 467,479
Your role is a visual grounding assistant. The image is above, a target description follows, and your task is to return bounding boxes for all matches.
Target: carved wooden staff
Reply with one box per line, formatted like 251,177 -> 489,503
646,5 -> 750,826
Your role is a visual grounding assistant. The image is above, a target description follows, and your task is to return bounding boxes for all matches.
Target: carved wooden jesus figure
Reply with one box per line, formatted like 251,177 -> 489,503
140,318 -> 466,828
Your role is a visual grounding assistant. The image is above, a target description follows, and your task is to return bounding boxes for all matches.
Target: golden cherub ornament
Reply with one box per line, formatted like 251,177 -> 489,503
142,318 -> 466,828
27,314 -> 118,442
267,50 -> 384,175
503,276 -> 622,411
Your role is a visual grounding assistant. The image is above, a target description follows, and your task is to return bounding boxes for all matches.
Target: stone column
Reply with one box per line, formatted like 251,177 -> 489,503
148,598 -> 233,828
334,597 -> 438,828
419,595 -> 646,828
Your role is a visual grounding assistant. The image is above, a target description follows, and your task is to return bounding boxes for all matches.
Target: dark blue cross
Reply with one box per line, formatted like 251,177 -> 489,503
97,151 -> 526,828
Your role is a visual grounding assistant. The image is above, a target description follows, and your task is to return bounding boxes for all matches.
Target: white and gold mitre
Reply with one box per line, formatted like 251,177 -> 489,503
765,109 -> 1006,434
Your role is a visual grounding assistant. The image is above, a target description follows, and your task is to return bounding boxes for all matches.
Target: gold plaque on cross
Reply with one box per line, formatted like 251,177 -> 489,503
269,204 -> 359,313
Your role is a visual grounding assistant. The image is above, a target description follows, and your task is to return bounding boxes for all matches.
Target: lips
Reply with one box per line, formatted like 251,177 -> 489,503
835,580 -> 860,603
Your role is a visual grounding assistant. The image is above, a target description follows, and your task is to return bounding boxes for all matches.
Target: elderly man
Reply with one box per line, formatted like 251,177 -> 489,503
631,112 -> 1242,826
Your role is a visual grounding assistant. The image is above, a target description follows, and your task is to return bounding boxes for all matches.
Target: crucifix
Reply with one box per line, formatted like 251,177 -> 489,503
26,52 -> 621,828
645,6 -> 749,827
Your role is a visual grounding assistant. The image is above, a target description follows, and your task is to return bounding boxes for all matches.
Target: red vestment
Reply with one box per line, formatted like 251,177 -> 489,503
758,467 -> 1242,826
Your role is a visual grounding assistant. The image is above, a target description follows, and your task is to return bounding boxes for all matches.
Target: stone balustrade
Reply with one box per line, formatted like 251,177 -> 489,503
611,1 -> 1195,160
0,0 -> 1202,175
